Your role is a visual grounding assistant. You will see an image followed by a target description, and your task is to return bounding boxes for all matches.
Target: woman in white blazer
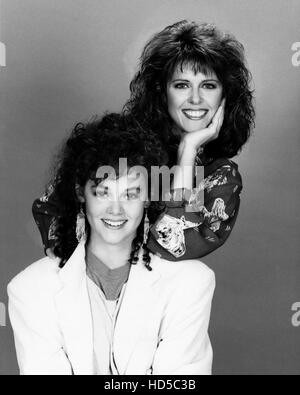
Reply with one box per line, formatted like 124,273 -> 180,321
8,113 -> 215,375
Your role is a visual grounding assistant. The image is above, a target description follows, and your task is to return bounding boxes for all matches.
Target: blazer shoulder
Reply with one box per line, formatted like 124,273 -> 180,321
8,256 -> 61,297
151,255 -> 215,288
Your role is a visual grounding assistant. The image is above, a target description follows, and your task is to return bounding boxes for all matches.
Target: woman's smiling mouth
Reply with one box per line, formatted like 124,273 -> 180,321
182,109 -> 208,120
102,219 -> 128,230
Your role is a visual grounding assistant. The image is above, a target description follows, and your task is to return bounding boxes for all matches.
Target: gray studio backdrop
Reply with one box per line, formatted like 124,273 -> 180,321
1,0 -> 299,375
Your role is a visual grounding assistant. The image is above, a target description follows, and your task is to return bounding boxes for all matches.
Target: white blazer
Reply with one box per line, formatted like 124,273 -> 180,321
8,242 -> 215,376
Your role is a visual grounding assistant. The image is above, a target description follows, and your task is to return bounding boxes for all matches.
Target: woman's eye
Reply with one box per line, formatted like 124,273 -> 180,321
124,188 -> 141,200
126,193 -> 138,200
174,83 -> 189,89
95,188 -> 108,198
202,83 -> 217,89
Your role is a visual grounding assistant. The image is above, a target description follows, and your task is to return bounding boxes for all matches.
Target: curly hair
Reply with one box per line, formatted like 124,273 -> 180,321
124,20 -> 255,163
50,113 -> 168,269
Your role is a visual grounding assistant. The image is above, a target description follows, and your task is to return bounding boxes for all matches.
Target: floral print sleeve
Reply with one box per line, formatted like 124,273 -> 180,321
147,158 -> 243,261
32,183 -> 60,253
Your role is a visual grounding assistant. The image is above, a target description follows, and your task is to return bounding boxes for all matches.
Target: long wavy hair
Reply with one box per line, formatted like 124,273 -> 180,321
124,20 -> 255,164
50,113 -> 168,269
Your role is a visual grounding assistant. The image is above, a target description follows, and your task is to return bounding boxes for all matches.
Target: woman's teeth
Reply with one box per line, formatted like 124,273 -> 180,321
182,109 -> 208,120
102,219 -> 127,229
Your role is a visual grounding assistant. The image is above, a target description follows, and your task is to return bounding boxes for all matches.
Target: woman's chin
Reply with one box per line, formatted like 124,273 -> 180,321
101,233 -> 127,244
179,120 -> 210,134
182,125 -> 206,134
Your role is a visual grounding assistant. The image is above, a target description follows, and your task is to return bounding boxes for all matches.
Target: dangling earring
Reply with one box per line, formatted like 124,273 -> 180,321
143,208 -> 150,246
76,207 -> 86,243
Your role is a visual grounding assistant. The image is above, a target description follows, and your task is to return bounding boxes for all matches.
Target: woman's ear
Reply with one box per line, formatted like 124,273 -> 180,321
75,184 -> 85,203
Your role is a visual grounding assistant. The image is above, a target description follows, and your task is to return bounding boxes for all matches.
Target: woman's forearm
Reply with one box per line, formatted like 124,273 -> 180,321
173,141 -> 197,190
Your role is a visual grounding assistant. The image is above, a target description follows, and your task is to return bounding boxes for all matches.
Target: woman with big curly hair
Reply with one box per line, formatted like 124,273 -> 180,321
33,20 -> 255,261
124,20 -> 255,259
8,114 -> 215,375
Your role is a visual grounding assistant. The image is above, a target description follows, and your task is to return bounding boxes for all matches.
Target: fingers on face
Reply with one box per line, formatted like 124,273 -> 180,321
211,105 -> 224,137
219,107 -> 225,126
218,102 -> 225,127
208,103 -> 225,138
212,106 -> 223,129
211,107 -> 221,128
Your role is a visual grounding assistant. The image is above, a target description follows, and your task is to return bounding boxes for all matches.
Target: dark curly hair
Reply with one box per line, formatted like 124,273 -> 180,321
124,20 -> 255,163
50,113 -> 168,269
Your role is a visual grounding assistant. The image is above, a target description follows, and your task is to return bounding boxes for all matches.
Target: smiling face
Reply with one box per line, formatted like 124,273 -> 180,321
83,169 -> 148,248
167,65 -> 224,134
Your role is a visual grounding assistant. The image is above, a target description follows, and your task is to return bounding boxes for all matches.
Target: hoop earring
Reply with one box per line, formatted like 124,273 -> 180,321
143,209 -> 150,246
76,207 -> 86,243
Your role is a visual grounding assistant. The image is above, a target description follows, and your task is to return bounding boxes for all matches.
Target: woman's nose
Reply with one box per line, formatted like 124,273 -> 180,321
107,200 -> 125,216
188,88 -> 202,105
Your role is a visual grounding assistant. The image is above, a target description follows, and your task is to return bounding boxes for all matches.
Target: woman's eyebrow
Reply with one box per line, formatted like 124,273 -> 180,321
171,79 -> 190,82
172,78 -> 219,82
202,78 -> 220,83
92,183 -> 108,190
127,186 -> 141,192
122,186 -> 141,194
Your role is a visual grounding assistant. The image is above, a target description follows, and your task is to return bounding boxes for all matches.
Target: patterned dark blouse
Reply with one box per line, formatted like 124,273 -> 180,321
32,157 -> 242,261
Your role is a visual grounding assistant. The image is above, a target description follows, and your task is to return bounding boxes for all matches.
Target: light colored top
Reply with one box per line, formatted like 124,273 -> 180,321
8,242 -> 215,375
85,248 -> 132,374
86,277 -> 127,375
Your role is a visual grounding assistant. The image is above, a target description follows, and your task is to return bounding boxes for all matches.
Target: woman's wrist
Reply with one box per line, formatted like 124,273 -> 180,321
173,141 -> 197,190
178,140 -> 198,166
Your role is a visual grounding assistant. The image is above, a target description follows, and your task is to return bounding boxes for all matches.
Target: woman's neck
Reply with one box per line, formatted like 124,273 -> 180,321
87,235 -> 134,270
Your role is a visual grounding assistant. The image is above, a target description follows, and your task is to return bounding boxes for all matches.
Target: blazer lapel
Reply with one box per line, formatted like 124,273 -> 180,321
54,242 -> 94,375
113,254 -> 161,375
